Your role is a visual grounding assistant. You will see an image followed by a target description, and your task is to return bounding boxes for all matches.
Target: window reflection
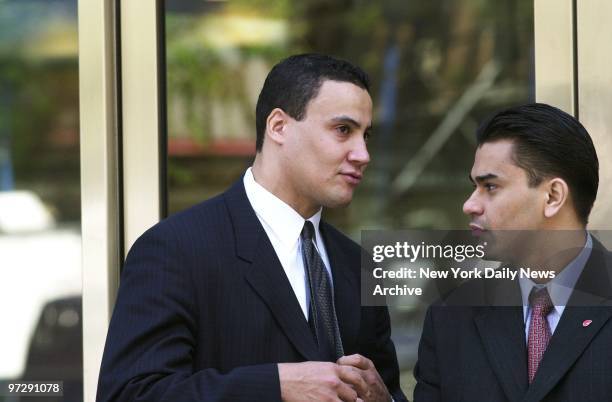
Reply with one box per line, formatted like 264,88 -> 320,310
0,0 -> 82,400
165,0 -> 534,394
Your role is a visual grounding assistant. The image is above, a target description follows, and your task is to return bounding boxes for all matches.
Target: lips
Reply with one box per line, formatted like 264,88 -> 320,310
469,223 -> 485,236
340,171 -> 362,185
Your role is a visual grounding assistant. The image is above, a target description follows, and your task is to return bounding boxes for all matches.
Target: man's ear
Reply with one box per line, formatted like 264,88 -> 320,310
265,108 -> 290,146
544,178 -> 569,218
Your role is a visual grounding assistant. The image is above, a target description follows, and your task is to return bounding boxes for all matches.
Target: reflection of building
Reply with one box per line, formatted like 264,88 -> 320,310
3,0 -> 612,400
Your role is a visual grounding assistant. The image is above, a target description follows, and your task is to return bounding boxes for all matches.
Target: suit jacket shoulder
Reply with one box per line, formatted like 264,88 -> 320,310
414,234 -> 612,402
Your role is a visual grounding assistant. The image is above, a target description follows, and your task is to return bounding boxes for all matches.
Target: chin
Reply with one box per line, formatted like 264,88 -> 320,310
482,248 -> 504,262
484,235 -> 523,264
323,194 -> 353,209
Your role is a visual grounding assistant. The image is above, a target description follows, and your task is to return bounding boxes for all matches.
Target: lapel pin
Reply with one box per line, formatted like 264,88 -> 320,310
582,319 -> 592,327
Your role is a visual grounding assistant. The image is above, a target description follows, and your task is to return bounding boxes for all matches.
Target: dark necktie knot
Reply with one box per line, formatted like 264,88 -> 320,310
301,220 -> 315,241
529,287 -> 554,317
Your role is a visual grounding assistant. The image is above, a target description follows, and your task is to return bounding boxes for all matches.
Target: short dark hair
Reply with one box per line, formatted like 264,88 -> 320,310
476,103 -> 599,224
255,53 -> 370,151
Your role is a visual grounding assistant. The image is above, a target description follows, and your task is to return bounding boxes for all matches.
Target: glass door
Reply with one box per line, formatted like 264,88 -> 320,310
162,0 -> 535,394
0,1 -> 82,400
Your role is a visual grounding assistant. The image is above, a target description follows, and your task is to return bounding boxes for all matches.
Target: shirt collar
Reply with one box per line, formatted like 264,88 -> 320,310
243,167 -> 322,248
519,232 -> 593,310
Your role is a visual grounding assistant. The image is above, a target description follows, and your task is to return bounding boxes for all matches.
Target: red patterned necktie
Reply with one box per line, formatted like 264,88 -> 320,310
527,287 -> 554,383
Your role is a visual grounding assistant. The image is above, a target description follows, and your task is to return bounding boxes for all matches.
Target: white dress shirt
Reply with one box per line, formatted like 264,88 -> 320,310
519,233 -> 593,341
243,167 -> 333,319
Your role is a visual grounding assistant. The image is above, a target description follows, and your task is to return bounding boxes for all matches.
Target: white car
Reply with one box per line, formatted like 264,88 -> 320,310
0,191 -> 81,381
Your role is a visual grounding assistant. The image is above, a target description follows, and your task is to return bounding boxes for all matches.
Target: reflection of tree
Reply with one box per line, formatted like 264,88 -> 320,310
166,12 -> 288,146
290,0 -> 533,230
0,0 -> 80,223
169,45 -> 236,143
0,56 -> 80,222
166,7 -> 290,206
166,0 -> 534,232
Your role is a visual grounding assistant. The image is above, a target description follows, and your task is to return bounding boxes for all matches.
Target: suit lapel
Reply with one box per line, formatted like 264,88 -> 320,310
223,179 -> 319,361
320,223 -> 360,354
521,239 -> 612,402
521,306 -> 612,402
245,235 -> 321,361
474,304 -> 528,402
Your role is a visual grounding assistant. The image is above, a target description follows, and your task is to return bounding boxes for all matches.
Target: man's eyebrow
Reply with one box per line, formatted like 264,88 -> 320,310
470,173 -> 499,184
330,115 -> 372,130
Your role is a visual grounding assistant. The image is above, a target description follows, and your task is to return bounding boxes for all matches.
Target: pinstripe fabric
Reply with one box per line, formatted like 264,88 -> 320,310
97,179 -> 406,402
414,237 -> 612,402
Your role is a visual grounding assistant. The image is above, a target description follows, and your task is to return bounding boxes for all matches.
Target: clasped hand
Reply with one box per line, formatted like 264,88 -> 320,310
279,354 -> 391,402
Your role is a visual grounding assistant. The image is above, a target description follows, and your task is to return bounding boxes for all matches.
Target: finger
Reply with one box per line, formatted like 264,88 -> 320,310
336,354 -> 356,365
337,354 -> 373,370
337,365 -> 368,396
362,372 -> 391,402
335,380 -> 359,402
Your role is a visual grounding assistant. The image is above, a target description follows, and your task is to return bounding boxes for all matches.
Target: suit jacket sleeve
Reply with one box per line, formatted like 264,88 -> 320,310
413,306 -> 441,402
352,241 -> 408,401
96,226 -> 281,402
367,304 -> 409,402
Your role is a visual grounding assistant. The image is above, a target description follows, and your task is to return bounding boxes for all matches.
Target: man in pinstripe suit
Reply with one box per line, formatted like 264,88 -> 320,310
414,103 -> 612,402
98,54 -> 406,402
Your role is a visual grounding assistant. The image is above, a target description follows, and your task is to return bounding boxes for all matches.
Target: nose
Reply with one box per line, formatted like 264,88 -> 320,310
463,190 -> 484,216
347,137 -> 370,166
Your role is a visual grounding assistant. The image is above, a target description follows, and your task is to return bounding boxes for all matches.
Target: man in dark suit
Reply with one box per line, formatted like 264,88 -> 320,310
97,54 -> 406,402
413,103 -> 612,402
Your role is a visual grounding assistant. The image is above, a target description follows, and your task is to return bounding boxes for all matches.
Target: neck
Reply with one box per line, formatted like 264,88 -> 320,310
251,156 -> 319,219
516,229 -> 587,284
